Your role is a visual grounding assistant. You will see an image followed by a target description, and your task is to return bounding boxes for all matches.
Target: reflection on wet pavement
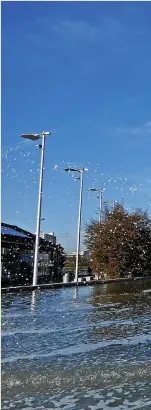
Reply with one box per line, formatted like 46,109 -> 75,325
2,280 -> 151,409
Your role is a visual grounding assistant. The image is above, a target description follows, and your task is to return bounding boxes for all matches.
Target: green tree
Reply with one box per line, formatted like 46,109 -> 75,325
84,206 -> 151,278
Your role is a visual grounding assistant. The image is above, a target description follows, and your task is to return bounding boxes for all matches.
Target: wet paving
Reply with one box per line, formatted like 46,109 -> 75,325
1,280 -> 151,409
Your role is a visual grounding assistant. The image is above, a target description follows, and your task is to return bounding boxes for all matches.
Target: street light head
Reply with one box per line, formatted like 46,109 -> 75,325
65,166 -> 87,174
21,133 -> 41,141
88,187 -> 105,192
21,131 -> 51,141
64,167 -> 78,173
88,188 -> 97,192
74,177 -> 80,181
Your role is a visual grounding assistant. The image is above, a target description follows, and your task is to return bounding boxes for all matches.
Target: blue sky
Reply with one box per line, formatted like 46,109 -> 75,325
2,1 -> 151,252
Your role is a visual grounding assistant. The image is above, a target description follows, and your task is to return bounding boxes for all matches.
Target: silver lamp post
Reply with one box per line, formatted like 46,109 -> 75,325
21,131 -> 51,286
88,187 -> 105,224
64,167 -> 88,284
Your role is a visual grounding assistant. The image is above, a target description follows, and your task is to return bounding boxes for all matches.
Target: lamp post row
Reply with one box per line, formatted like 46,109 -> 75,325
21,131 -> 118,286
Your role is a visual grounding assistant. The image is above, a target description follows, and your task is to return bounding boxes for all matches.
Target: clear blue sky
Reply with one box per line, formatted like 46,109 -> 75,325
2,1 -> 151,252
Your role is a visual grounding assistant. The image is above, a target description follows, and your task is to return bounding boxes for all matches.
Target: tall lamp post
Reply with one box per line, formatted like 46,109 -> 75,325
88,187 -> 105,224
21,131 -> 51,286
64,167 -> 88,284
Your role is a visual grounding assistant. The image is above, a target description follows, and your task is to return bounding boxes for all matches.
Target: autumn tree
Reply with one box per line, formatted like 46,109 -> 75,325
84,205 -> 151,278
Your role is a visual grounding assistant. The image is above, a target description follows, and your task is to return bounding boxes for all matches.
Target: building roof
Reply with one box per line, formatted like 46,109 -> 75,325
1,223 -> 64,253
1,224 -> 32,238
1,223 -> 53,250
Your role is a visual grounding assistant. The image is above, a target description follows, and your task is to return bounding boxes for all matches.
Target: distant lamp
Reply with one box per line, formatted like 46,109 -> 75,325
64,166 -> 88,284
88,187 -> 105,224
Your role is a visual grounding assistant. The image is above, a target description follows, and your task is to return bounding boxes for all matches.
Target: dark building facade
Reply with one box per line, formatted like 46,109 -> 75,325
1,223 -> 65,286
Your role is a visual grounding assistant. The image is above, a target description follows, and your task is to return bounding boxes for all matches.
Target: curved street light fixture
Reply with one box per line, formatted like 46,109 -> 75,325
88,187 -> 105,224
